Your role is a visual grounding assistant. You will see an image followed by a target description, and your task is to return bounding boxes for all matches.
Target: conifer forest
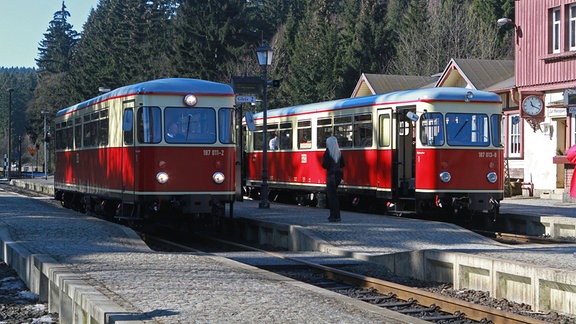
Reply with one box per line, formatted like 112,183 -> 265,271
0,0 -> 515,169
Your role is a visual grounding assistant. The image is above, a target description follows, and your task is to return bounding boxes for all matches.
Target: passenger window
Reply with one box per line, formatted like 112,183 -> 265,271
354,114 -> 373,147
317,118 -> 332,149
123,108 -> 134,145
334,116 -> 353,148
379,114 -> 391,147
279,122 -> 292,150
298,120 -> 312,149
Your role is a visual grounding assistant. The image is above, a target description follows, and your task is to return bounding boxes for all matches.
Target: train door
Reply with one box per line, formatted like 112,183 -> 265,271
394,107 -> 417,201
121,101 -> 136,205
376,108 -> 393,198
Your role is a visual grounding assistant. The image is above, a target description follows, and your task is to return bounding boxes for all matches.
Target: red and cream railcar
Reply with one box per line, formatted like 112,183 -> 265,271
54,78 -> 237,221
245,87 -> 503,217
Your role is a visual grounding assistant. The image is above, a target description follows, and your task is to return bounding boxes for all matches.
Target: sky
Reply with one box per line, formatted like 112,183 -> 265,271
0,0 -> 100,68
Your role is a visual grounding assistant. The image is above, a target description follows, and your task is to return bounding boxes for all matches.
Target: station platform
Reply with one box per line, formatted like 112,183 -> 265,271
2,177 -> 576,322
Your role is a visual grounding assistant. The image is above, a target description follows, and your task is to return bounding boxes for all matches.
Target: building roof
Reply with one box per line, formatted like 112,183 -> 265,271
351,74 -> 437,97
351,59 -> 515,97
435,58 -> 515,91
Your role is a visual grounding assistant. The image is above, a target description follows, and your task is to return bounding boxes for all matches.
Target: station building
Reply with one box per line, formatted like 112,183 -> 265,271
352,0 -> 576,201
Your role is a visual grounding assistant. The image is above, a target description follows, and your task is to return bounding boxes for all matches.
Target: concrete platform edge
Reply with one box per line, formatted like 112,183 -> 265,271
229,216 -> 576,316
0,225 -> 146,324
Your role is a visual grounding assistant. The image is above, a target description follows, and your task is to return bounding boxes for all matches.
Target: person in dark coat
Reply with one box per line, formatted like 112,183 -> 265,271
322,136 -> 345,222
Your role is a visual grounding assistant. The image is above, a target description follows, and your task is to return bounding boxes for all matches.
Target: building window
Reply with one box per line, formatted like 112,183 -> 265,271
570,4 -> 576,51
551,7 -> 561,53
507,114 -> 521,158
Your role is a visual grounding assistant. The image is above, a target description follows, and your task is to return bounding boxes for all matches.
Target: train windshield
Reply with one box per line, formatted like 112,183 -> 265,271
445,113 -> 490,147
165,107 -> 216,144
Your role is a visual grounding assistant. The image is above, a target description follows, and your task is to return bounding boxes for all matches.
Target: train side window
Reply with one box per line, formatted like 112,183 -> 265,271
378,114 -> 391,147
354,114 -> 373,147
267,123 -> 279,150
334,116 -> 353,148
99,109 -> 109,146
83,115 -> 96,147
123,109 -> 134,145
420,112 -> 444,146
279,122 -> 292,150
253,125 -> 264,150
317,118 -> 332,149
61,121 -> 73,150
298,120 -> 312,149
74,118 -> 82,149
137,107 -> 162,144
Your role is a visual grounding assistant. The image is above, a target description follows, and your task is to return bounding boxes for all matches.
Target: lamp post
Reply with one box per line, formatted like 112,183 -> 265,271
7,88 -> 13,181
41,110 -> 49,180
256,40 -> 273,209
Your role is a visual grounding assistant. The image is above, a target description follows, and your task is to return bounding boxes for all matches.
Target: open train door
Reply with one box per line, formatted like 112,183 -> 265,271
393,106 -> 417,211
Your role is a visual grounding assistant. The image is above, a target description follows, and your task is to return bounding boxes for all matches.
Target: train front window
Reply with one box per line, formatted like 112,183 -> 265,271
219,108 -> 235,144
445,113 -> 490,147
420,112 -> 444,146
137,107 -> 162,144
491,114 -> 503,147
165,107 -> 216,144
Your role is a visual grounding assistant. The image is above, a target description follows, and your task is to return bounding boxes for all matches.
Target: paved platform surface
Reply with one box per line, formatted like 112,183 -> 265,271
0,178 -> 426,323
2,176 -> 576,322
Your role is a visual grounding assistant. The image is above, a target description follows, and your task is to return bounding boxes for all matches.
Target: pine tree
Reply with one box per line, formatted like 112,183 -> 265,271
281,0 -> 343,105
36,2 -> 79,74
390,0 -> 431,75
173,0 -> 260,83
31,1 -> 79,138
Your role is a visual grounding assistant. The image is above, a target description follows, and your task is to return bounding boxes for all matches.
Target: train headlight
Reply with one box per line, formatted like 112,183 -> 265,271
486,172 -> 498,183
212,172 -> 225,184
156,172 -> 169,184
184,94 -> 197,107
439,171 -> 451,183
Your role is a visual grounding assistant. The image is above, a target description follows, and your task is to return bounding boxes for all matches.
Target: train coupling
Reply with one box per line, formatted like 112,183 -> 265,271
451,197 -> 471,213
436,195 -> 471,211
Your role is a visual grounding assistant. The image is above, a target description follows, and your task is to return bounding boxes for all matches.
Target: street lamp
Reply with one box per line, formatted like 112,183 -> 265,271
256,39 -> 273,209
7,88 -> 13,181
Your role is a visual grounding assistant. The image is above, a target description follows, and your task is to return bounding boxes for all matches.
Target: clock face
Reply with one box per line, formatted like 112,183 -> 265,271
522,95 -> 543,116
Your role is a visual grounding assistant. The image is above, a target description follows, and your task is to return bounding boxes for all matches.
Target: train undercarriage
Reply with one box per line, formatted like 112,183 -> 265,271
55,189 -> 232,228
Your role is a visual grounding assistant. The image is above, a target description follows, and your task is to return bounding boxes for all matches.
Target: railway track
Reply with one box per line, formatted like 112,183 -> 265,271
3,182 -> 573,322
143,233 -> 548,324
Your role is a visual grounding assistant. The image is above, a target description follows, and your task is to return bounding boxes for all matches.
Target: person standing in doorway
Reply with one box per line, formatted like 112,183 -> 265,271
322,136 -> 345,222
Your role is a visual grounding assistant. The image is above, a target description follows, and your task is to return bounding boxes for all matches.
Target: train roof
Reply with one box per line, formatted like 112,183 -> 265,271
254,87 -> 502,119
56,78 -> 234,117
